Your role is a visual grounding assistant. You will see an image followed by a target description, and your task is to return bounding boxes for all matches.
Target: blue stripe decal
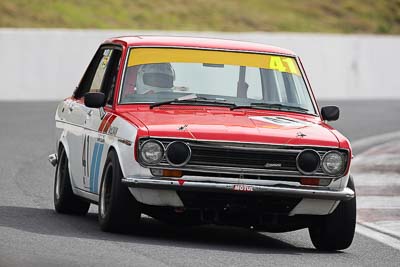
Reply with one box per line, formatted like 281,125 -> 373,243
93,143 -> 104,193
90,143 -> 99,192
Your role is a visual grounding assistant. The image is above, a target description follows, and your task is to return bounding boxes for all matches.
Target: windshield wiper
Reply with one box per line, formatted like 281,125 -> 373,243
150,94 -> 236,109
230,102 -> 310,113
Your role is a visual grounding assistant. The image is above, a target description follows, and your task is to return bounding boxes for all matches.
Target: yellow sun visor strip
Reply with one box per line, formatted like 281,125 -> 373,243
127,48 -> 300,76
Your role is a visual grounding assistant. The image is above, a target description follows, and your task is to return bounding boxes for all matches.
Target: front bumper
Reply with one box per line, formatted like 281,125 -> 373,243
48,153 -> 58,167
122,177 -> 354,201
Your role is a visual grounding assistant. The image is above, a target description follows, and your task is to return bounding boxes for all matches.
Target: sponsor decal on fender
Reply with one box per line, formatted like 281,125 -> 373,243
108,126 -> 118,136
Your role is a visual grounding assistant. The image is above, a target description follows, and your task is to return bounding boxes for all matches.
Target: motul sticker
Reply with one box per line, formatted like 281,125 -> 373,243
233,184 -> 253,192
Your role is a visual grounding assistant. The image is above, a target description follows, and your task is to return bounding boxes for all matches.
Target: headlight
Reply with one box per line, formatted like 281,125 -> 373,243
139,140 -> 164,164
165,141 -> 191,167
296,149 -> 321,174
322,151 -> 345,175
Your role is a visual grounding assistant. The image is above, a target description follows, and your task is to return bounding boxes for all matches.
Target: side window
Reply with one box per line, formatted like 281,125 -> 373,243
89,49 -> 113,93
74,47 -> 121,100
104,50 -> 122,105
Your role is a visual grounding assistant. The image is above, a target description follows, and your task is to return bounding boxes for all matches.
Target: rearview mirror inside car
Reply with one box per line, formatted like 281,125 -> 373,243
321,106 -> 340,121
84,92 -> 106,108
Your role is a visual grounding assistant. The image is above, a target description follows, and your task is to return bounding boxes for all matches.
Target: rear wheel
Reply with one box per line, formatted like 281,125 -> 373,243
54,146 -> 90,215
309,176 -> 356,251
98,150 -> 141,232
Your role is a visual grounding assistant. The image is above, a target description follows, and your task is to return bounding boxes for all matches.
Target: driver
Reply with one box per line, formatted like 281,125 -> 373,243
135,63 -> 175,94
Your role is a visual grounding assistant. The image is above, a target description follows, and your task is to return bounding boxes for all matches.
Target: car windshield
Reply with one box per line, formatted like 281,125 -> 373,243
120,48 -> 316,114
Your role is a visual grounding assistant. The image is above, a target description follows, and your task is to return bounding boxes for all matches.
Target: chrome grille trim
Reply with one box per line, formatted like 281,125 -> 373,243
138,138 -> 349,178
150,164 -> 335,179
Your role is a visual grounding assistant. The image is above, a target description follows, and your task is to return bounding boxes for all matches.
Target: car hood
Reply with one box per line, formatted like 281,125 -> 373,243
122,106 -> 339,147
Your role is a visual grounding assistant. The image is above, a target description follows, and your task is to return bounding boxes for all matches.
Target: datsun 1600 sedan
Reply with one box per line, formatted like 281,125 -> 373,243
49,36 -> 356,251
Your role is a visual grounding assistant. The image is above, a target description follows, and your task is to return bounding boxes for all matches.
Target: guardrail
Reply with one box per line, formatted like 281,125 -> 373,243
1,29 -> 399,100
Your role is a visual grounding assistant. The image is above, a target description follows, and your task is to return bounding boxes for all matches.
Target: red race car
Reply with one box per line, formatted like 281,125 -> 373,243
49,36 -> 355,251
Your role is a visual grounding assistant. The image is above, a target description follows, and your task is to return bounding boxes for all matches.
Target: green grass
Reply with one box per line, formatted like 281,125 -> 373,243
1,0 -> 400,34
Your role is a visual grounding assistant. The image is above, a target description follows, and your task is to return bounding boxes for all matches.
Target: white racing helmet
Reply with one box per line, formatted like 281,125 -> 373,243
136,63 -> 175,94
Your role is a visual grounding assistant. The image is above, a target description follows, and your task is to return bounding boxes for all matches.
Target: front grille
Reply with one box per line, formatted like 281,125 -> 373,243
140,138 -> 348,178
190,145 -> 298,171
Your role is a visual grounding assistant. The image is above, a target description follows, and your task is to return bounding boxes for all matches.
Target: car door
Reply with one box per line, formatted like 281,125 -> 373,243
58,96 -> 87,190
81,46 -> 123,194
66,46 -> 118,192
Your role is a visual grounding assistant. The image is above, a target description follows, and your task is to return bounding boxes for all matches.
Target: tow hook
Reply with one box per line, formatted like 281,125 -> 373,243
48,153 -> 58,167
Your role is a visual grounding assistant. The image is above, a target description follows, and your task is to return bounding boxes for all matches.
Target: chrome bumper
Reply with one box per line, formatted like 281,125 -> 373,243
48,153 -> 58,167
121,177 -> 354,201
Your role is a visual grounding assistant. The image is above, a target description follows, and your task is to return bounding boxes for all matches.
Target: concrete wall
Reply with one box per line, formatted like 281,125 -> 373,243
1,28 -> 399,101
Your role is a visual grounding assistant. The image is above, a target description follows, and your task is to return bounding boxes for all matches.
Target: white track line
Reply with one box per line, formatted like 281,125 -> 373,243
353,131 -> 400,250
352,173 -> 400,186
357,196 -> 400,209
352,130 -> 400,154
356,223 -> 400,250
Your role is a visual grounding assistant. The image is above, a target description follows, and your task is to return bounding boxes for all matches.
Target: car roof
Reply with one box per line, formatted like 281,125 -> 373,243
104,35 -> 296,56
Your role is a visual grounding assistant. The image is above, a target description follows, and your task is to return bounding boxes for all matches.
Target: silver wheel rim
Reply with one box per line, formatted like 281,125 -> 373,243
55,154 -> 63,200
100,176 -> 107,218
55,168 -> 60,200
100,164 -> 112,219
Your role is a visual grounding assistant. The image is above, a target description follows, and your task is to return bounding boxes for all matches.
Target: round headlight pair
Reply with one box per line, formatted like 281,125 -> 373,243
139,140 -> 191,166
296,149 -> 345,176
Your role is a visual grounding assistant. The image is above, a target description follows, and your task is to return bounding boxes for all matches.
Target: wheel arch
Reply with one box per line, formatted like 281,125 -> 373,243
58,138 -> 69,158
57,137 -> 80,191
106,143 -> 126,178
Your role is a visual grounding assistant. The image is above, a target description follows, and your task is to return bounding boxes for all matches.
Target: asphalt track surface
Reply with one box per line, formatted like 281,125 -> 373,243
1,100 -> 400,266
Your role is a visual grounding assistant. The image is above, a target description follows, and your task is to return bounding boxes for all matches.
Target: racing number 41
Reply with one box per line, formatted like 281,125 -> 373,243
268,56 -> 300,75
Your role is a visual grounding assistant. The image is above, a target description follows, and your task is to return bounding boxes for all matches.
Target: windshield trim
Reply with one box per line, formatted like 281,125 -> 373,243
117,46 -> 319,116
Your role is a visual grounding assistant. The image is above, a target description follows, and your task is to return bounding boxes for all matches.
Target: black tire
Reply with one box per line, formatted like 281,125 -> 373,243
54,146 -> 90,215
98,150 -> 141,232
309,176 -> 356,251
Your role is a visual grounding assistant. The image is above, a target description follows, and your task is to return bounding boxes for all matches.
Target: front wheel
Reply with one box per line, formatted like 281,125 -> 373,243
98,150 -> 141,232
309,176 -> 356,251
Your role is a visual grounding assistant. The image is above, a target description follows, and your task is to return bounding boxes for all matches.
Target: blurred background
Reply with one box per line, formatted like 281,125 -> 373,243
1,0 -> 400,102
1,1 -> 400,265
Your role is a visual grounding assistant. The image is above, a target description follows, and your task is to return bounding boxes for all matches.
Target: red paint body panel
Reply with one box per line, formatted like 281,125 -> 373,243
89,36 -> 349,151
105,36 -> 296,56
98,113 -> 112,132
116,105 -> 340,147
76,35 -> 352,175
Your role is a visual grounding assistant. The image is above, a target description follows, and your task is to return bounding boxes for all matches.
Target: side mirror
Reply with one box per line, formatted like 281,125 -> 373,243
321,106 -> 340,121
84,92 -> 105,108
